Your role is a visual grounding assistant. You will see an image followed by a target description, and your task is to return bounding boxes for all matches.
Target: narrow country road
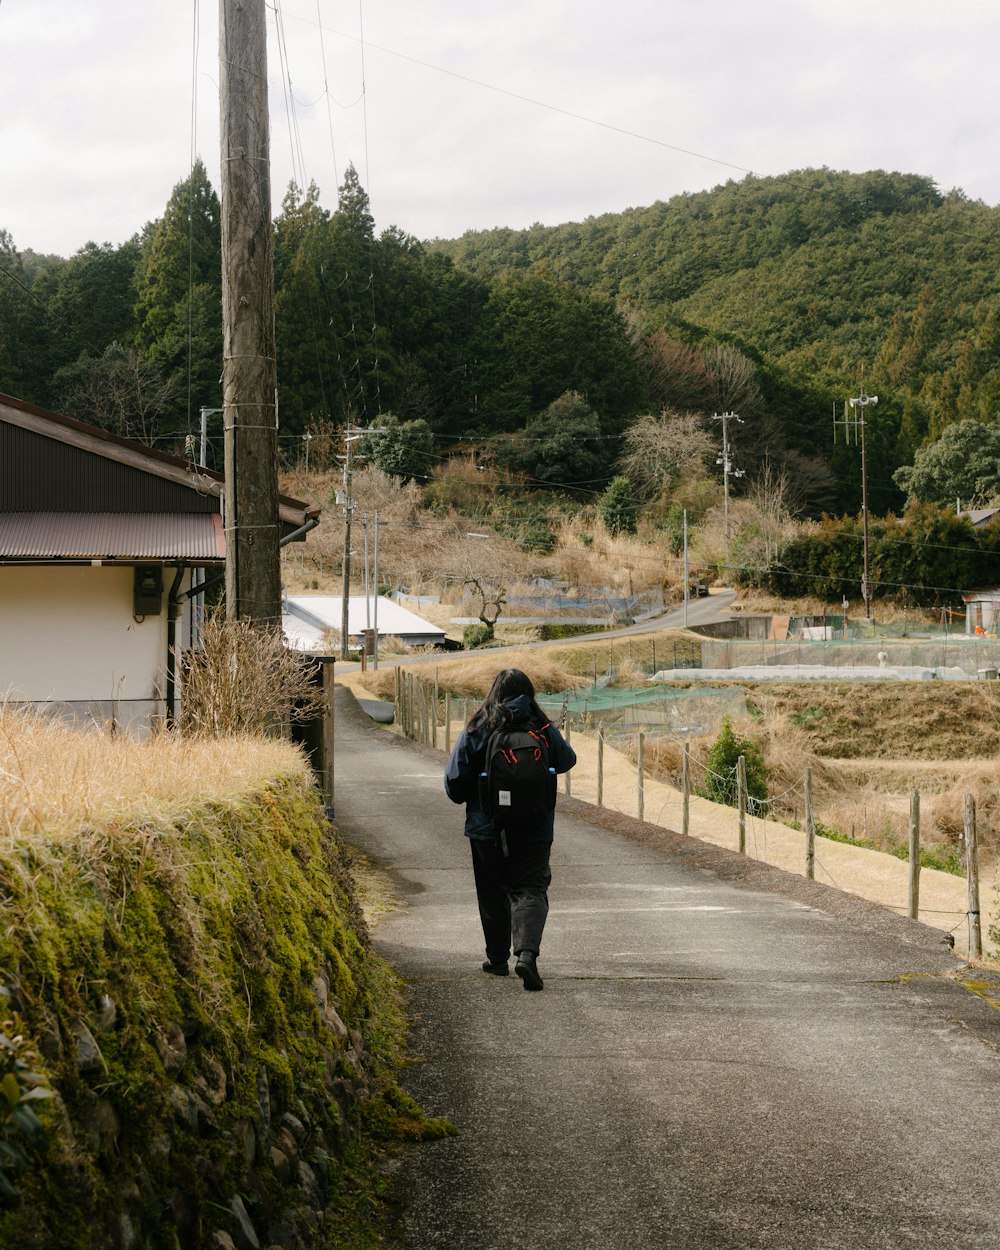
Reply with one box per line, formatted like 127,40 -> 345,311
338,589 -> 738,677
332,688 -> 1000,1250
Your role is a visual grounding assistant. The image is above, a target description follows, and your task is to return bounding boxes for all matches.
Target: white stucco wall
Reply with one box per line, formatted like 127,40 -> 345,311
0,566 -> 192,727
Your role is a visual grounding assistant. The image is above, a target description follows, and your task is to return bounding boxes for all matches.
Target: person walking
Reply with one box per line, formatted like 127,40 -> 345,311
444,668 -> 576,990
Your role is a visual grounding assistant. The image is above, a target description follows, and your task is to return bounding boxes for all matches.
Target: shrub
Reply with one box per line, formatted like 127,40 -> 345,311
698,715 -> 768,808
463,623 -> 493,649
181,614 -> 324,737
0,989 -> 53,1202
600,476 -> 639,535
537,623 -> 610,641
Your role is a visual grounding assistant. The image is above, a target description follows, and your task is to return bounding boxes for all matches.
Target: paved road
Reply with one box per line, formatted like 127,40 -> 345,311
340,590 -> 738,675
333,689 -> 1000,1250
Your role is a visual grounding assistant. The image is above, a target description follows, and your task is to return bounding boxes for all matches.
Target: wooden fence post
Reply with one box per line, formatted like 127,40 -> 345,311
805,767 -> 815,880
965,793 -> 982,959
908,790 -> 921,920
564,723 -> 572,797
408,673 -> 415,740
682,744 -> 690,838
322,657 -> 335,816
432,669 -> 439,749
737,754 -> 747,855
444,691 -> 452,755
637,732 -> 645,821
597,731 -> 604,807
394,666 -> 401,728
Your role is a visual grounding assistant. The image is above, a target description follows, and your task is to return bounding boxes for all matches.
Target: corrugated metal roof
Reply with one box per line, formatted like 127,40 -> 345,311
1,421 -> 219,513
0,513 -> 226,561
0,392 -> 317,526
284,595 -> 445,640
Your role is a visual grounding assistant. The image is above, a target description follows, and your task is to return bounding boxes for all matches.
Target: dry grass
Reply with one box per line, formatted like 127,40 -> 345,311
279,467 -> 678,610
550,514 -> 669,595
182,615 -> 324,737
279,464 -> 536,601
0,704 -> 309,840
354,630 -> 705,704
740,681 -> 1000,760
732,588 -> 944,626
356,649 -> 589,704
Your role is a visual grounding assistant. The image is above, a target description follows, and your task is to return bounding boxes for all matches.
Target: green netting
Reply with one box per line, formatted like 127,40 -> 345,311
539,684 -> 746,734
539,684 -> 734,714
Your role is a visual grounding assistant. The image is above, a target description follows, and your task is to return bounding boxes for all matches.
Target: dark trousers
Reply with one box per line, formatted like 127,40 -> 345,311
470,838 -> 552,962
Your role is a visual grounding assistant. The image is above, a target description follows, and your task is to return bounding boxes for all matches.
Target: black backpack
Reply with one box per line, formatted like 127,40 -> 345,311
479,721 -> 557,842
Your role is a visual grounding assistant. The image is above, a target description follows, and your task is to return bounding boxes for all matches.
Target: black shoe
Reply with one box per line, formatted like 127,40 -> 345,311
515,951 -> 543,991
482,960 -> 509,976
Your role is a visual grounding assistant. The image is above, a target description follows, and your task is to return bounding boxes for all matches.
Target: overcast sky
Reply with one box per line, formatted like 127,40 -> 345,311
3,0 -> 998,257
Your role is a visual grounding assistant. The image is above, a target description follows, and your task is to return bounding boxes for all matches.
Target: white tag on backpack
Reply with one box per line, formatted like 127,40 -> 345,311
498,790 -> 511,807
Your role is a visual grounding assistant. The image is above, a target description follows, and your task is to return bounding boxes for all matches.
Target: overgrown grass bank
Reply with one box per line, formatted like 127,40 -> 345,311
0,708 -> 441,1249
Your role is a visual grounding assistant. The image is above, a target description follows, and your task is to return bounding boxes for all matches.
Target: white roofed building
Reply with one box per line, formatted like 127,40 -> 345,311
283,595 -> 446,652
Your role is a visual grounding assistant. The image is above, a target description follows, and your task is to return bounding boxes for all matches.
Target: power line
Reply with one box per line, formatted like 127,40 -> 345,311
314,0 -> 341,193
282,9 -> 753,179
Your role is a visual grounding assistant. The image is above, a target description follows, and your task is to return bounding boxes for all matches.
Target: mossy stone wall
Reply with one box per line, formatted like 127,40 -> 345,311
0,779 -> 408,1250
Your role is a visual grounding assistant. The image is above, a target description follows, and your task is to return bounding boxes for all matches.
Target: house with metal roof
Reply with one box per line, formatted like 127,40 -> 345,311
0,392 -> 318,732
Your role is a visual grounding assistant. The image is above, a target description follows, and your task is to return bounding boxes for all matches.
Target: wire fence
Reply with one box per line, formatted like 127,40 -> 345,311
699,636 -> 1000,677
393,669 -> 991,960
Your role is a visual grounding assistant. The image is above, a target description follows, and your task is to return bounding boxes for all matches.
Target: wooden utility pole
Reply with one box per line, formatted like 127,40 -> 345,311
337,425 -> 384,660
853,385 -> 876,621
908,791 -> 921,920
804,767 -> 816,880
836,383 -> 878,621
712,412 -> 745,544
339,430 -> 356,660
219,0 -> 281,623
964,794 -> 982,959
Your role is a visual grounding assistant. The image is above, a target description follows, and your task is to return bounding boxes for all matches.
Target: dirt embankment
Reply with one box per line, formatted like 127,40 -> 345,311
743,682 -> 1000,760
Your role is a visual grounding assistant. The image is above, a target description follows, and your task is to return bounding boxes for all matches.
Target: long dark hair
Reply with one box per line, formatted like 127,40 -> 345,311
467,668 -> 547,733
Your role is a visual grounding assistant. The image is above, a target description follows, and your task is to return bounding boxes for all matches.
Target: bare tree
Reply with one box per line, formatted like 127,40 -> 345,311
624,311 -> 712,413
702,343 -> 764,419
729,461 -> 800,571
55,343 -> 176,444
463,574 -> 507,637
618,409 -> 716,499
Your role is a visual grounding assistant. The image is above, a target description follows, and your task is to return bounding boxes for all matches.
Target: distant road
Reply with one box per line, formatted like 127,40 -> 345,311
340,590 -> 736,673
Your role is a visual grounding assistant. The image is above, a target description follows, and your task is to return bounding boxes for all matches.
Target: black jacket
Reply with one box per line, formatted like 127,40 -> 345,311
443,694 -> 577,842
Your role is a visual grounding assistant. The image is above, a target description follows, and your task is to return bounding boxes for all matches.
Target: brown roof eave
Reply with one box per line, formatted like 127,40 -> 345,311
0,392 -> 318,520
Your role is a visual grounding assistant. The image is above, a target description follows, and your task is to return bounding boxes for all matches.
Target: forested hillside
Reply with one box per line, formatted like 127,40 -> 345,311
439,169 -> 1000,514
2,165 -> 998,521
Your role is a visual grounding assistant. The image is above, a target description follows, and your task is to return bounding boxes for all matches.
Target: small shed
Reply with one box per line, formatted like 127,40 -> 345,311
0,392 -> 318,731
283,595 -> 446,651
961,588 -> 1000,636
961,507 -> 1000,529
